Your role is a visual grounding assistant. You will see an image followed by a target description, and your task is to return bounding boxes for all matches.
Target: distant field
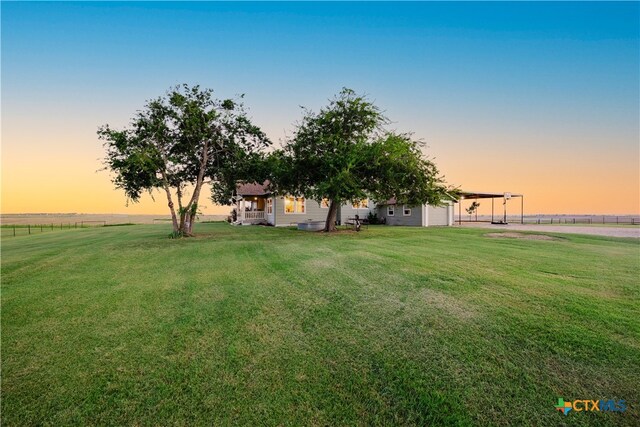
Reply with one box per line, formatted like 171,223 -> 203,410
0,213 -> 228,225
2,224 -> 638,425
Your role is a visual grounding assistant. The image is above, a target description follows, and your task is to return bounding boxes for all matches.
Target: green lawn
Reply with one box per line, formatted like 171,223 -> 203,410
2,224 -> 639,426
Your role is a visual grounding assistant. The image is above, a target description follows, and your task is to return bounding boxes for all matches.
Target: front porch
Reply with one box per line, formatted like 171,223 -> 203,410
236,196 -> 268,225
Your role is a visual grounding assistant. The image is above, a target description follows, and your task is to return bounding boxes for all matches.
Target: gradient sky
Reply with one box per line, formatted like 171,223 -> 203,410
2,2 -> 639,215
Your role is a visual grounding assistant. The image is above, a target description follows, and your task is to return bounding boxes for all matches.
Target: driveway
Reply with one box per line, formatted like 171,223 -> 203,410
459,223 -> 640,238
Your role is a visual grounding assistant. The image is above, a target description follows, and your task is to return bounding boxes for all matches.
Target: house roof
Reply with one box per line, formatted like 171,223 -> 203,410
381,192 -> 457,205
236,181 -> 271,196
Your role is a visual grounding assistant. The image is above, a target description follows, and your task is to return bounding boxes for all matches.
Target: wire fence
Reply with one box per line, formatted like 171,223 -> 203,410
522,216 -> 639,225
457,215 -> 640,225
1,221 -> 106,238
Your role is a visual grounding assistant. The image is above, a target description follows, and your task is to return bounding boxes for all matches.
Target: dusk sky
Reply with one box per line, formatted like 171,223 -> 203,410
2,2 -> 639,215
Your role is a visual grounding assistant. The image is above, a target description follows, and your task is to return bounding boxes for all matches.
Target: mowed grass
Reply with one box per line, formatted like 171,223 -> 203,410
1,224 -> 639,426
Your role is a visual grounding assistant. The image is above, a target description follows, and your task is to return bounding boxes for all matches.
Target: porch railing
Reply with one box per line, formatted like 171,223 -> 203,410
243,211 -> 265,220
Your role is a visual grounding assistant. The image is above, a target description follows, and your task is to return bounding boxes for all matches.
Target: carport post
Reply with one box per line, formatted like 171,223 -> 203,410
491,198 -> 494,223
458,200 -> 462,225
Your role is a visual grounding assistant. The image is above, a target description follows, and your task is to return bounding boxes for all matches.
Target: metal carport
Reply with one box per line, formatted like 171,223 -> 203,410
455,191 -> 524,225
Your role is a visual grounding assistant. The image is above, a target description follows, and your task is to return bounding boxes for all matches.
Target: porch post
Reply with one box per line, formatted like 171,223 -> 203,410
458,200 -> 462,225
503,197 -> 507,223
521,196 -> 524,224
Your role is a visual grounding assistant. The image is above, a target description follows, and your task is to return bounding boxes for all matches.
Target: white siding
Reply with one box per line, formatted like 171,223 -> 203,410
273,196 -> 328,226
338,200 -> 373,224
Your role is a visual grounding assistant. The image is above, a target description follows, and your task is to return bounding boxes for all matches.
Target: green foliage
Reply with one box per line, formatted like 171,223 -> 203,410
168,230 -> 184,239
98,84 -> 270,235
367,211 -> 382,225
267,88 -> 450,227
466,201 -> 480,216
178,203 -> 200,222
365,133 -> 448,207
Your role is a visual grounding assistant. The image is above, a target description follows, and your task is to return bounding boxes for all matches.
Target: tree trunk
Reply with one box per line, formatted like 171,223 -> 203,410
161,183 -> 179,233
179,141 -> 209,237
179,212 -> 186,232
324,200 -> 339,232
177,187 -> 186,231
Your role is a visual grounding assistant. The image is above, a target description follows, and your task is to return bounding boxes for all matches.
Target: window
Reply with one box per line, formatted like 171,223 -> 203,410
284,197 -> 294,213
296,197 -> 305,213
267,198 -> 273,214
321,198 -> 330,208
387,205 -> 395,216
403,205 -> 412,216
352,199 -> 368,209
284,196 -> 305,214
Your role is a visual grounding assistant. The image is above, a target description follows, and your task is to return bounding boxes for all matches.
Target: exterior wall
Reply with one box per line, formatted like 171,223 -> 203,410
377,202 -> 454,227
236,197 -> 455,227
240,194 -> 452,227
272,197 -> 373,226
272,196 -> 329,226
338,200 -> 373,225
377,204 -> 423,226
448,202 -> 454,226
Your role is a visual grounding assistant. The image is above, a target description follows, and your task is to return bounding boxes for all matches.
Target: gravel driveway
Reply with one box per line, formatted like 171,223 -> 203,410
460,223 -> 640,238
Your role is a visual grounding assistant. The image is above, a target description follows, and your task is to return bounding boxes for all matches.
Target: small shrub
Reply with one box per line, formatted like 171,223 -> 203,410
367,211 -> 381,225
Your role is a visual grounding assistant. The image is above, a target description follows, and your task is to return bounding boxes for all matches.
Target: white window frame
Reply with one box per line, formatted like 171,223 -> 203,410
284,196 -> 306,214
387,205 -> 395,216
267,198 -> 273,214
403,205 -> 412,216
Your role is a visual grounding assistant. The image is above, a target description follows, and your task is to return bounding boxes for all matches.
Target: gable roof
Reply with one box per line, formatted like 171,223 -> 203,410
236,181 -> 271,196
381,192 -> 457,206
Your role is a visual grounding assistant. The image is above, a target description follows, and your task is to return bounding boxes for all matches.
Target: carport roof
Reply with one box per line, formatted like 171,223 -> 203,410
458,191 -> 523,200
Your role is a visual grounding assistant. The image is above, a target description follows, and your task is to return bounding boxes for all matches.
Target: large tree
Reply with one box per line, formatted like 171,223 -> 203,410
98,84 -> 269,236
270,88 -> 449,232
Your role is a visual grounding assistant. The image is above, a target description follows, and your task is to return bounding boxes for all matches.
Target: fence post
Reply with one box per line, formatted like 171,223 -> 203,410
28,224 -> 31,235
616,216 -> 619,224
13,225 -> 16,237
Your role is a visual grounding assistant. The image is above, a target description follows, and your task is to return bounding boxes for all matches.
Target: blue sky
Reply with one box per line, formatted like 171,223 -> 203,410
2,2 -> 639,214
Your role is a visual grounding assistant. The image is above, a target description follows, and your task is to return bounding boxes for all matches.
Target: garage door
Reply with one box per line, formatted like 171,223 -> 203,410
428,205 -> 449,226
